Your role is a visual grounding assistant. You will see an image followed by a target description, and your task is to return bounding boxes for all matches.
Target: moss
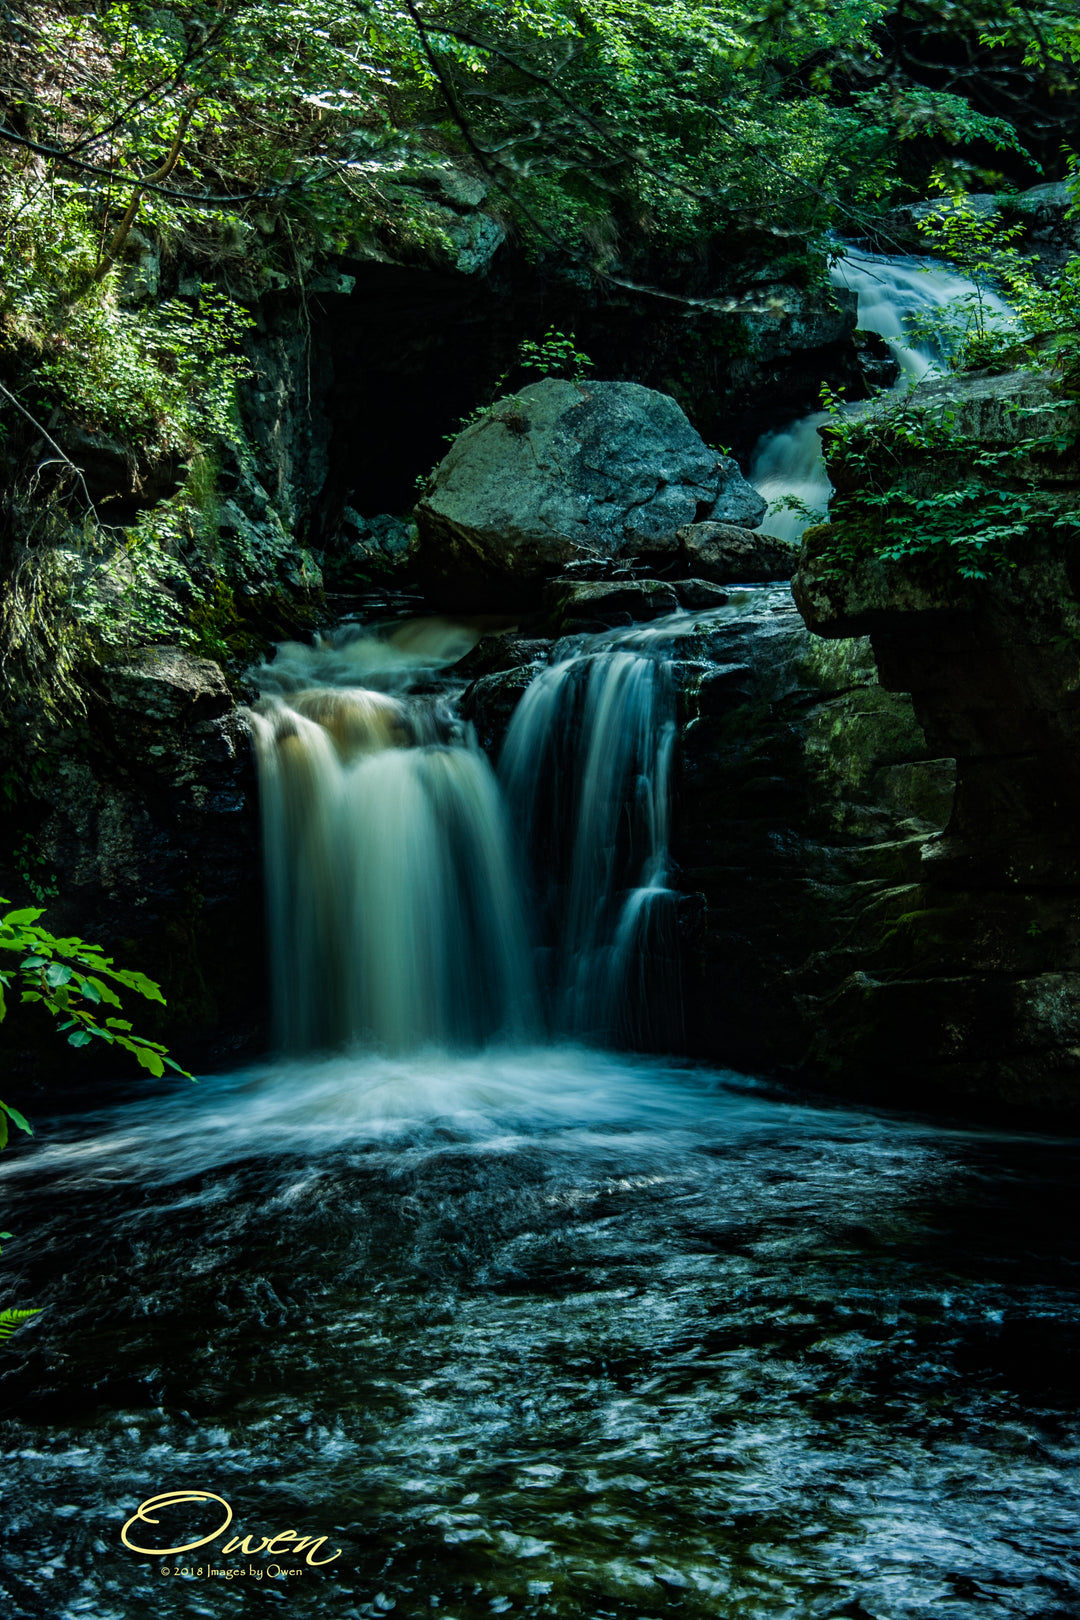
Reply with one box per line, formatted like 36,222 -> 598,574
882,895 -> 1071,976
188,579 -> 319,674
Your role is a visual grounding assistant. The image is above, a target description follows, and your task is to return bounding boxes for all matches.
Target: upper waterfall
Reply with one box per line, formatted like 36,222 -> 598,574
749,246 -> 1013,541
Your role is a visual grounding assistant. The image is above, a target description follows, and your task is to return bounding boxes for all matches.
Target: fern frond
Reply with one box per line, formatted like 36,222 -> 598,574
0,1307 -> 41,1341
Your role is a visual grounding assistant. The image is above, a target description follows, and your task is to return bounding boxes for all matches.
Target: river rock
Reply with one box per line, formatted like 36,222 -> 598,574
672,523 -> 799,583
104,646 -> 233,722
674,579 -> 730,609
415,378 -> 765,605
545,578 -> 679,632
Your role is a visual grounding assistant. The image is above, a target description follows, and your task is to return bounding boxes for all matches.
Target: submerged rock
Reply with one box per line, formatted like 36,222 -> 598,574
415,378 -> 765,605
673,579 -> 730,609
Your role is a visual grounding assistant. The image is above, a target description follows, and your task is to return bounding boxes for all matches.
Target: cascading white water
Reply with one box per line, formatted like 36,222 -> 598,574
500,631 -> 679,1045
250,620 -> 536,1053
749,245 -> 1013,540
250,605 -> 689,1056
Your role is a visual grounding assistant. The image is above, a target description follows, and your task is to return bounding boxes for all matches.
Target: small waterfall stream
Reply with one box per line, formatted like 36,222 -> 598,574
501,634 -> 679,1045
249,612 -> 689,1055
749,245 -> 1013,539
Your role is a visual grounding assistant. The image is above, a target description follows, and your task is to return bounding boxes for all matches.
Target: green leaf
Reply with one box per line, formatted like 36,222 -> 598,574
44,963 -> 73,988
123,1041 -> 166,1078
0,1100 -> 33,1136
67,1030 -> 93,1048
84,976 -> 121,1009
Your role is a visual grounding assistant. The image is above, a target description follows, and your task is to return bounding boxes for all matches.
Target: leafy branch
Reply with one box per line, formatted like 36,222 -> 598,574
0,901 -> 191,1081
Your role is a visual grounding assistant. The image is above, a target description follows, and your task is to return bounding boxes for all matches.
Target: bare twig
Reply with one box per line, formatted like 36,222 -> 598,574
0,380 -> 95,511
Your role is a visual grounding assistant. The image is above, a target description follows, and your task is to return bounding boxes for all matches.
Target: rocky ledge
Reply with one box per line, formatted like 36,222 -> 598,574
791,367 -> 1080,1115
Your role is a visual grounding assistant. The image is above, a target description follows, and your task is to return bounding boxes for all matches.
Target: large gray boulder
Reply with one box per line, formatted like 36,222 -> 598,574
416,378 -> 766,603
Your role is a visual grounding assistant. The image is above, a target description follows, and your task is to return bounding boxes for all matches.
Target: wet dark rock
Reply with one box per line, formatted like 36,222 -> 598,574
454,633 -> 552,682
462,661 -> 548,756
0,646 -> 264,1087
666,523 -> 799,583
853,329 -> 900,392
544,578 -> 680,633
415,378 -> 765,606
325,509 -> 420,589
674,579 -> 730,609
663,591 -> 957,1086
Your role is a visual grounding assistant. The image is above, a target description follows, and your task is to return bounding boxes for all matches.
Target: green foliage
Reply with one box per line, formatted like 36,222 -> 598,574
0,897 -> 192,1347
517,327 -> 595,383
812,168 -> 1080,580
1,0 -> 1033,298
901,174 -> 1080,384
909,183 -> 1028,369
0,900 -> 191,1079
819,384 -> 1079,578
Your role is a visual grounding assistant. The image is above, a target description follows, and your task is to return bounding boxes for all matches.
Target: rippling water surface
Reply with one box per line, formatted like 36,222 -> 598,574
1,1052 -> 1077,1619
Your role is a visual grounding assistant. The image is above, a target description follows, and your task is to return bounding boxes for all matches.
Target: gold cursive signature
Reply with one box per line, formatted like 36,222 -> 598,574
121,1490 -> 342,1566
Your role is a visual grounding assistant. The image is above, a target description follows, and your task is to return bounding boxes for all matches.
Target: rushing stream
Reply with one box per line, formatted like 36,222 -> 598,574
0,253 -> 1076,1619
0,1048 -> 1078,1619
2,601 -> 1078,1620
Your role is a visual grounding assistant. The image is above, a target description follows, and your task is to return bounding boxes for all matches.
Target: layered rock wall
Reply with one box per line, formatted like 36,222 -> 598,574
791,368 -> 1080,1113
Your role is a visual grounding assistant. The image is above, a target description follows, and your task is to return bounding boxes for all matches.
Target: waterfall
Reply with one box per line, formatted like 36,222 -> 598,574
249,621 -> 536,1053
500,633 -> 680,1047
248,247 -> 1003,1061
750,245 -> 1013,538
250,608 -> 687,1057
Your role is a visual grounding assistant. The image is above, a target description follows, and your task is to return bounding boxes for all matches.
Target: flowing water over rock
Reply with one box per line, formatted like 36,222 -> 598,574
501,638 -> 677,1046
1,1052 -> 1078,1619
250,620 -> 536,1052
749,247 -> 1013,541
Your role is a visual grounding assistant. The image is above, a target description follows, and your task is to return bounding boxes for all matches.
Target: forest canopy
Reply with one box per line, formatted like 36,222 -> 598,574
0,0 -> 1077,720
2,0 -> 1076,292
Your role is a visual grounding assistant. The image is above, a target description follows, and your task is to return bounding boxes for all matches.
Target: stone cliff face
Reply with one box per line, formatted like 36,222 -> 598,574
792,368 -> 1080,1115
0,651 -> 264,1086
